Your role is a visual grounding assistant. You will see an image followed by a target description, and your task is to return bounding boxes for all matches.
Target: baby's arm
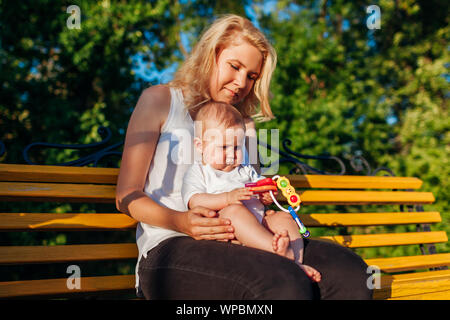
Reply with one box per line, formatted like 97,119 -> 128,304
188,188 -> 254,211
188,193 -> 227,211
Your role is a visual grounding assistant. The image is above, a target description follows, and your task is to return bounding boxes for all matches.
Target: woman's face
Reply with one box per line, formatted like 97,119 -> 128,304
209,41 -> 263,105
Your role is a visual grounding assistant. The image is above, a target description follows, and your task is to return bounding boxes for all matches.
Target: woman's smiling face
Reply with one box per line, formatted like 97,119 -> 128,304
209,40 -> 263,105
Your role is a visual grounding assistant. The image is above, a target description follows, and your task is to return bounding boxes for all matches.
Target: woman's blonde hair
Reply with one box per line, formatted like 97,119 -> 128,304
169,14 -> 277,122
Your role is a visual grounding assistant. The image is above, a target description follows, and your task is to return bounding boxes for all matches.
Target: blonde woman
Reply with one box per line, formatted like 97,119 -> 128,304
116,14 -> 372,299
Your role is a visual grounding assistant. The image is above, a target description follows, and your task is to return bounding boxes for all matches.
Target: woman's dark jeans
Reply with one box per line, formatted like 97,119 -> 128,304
138,236 -> 373,300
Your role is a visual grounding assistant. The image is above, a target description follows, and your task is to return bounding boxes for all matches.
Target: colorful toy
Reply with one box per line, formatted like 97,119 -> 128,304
247,175 -> 310,238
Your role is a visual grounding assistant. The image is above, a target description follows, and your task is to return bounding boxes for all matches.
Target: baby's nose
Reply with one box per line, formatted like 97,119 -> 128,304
225,148 -> 235,164
225,157 -> 235,165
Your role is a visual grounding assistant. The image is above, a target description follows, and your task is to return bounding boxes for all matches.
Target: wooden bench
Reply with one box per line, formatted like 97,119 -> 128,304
0,163 -> 449,299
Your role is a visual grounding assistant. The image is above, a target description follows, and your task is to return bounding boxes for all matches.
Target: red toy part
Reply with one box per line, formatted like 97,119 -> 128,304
256,178 -> 277,187
246,178 -> 276,188
249,185 -> 277,194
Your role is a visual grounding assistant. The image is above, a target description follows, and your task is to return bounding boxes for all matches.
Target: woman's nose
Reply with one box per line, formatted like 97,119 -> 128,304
234,72 -> 247,89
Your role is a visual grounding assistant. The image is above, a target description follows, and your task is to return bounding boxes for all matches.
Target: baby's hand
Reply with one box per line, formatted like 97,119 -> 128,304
226,188 -> 253,205
260,191 -> 276,205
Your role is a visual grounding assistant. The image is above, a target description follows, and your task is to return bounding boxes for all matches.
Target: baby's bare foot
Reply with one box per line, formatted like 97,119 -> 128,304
299,264 -> 322,282
272,230 -> 290,257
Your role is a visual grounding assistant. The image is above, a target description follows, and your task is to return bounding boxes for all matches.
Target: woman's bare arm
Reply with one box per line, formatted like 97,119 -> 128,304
115,85 -> 179,228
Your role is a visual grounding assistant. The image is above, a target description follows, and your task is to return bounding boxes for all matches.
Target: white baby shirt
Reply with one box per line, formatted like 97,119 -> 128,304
181,163 -> 266,223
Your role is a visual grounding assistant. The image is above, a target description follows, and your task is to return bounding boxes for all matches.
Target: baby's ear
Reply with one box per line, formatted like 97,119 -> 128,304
193,137 -> 203,154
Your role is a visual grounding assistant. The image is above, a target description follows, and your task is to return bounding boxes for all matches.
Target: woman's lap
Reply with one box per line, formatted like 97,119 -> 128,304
138,236 -> 372,300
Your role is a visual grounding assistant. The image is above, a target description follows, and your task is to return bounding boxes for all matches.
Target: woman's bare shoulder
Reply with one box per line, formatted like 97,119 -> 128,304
139,84 -> 171,111
132,85 -> 171,126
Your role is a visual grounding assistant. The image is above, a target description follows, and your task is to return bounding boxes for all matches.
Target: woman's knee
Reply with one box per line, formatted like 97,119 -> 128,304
303,240 -> 373,299
341,254 -> 373,299
326,246 -> 373,299
249,255 -> 315,300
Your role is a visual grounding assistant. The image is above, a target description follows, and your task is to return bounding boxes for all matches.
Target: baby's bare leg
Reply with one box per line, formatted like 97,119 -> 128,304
219,204 -> 294,260
263,211 -> 321,282
263,211 -> 304,263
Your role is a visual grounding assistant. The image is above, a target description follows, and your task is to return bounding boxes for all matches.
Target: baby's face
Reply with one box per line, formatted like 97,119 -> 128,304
197,124 -> 245,172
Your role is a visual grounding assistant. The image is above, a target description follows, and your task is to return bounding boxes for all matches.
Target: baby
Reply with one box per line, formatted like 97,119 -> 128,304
181,101 -> 321,282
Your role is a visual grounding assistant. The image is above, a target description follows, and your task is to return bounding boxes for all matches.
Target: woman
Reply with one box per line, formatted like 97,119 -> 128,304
116,14 -> 372,300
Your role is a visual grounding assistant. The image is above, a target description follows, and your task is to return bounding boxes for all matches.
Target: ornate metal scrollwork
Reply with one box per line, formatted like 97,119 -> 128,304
19,127 -> 392,177
22,126 -> 123,167
259,138 -> 395,176
258,139 -> 344,175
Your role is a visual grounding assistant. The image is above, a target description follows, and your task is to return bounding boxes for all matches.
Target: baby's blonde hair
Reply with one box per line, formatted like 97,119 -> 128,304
169,14 -> 277,122
195,101 -> 245,137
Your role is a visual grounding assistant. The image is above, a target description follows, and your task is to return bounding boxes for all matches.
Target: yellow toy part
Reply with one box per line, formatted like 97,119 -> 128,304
276,176 -> 302,207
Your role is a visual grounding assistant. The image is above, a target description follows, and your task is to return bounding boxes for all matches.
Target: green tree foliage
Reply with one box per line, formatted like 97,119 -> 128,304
253,0 -> 449,256
0,0 -> 248,164
1,0 -> 173,163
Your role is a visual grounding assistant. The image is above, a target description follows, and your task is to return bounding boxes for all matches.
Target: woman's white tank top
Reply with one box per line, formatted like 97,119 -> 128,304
135,87 -> 193,293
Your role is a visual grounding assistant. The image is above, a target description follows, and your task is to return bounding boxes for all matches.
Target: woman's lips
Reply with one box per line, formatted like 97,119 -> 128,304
225,88 -> 238,98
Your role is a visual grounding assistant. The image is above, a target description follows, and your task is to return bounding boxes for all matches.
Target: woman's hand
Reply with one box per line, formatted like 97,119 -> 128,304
226,188 -> 254,205
175,206 -> 235,241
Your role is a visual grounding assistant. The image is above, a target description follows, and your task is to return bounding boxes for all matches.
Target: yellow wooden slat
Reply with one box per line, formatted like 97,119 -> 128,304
278,190 -> 435,205
0,182 -> 115,203
0,212 -> 438,231
365,253 -> 450,273
0,213 -> 137,231
0,275 -> 135,298
1,183 -> 434,205
373,269 -> 450,300
0,164 -> 118,184
313,231 -> 448,248
0,243 -> 138,265
268,174 -> 423,189
302,211 -> 442,227
0,164 -> 423,189
387,289 -> 450,300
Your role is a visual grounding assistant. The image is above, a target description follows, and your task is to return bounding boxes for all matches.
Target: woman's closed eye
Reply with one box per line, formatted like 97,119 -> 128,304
230,63 -> 258,81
